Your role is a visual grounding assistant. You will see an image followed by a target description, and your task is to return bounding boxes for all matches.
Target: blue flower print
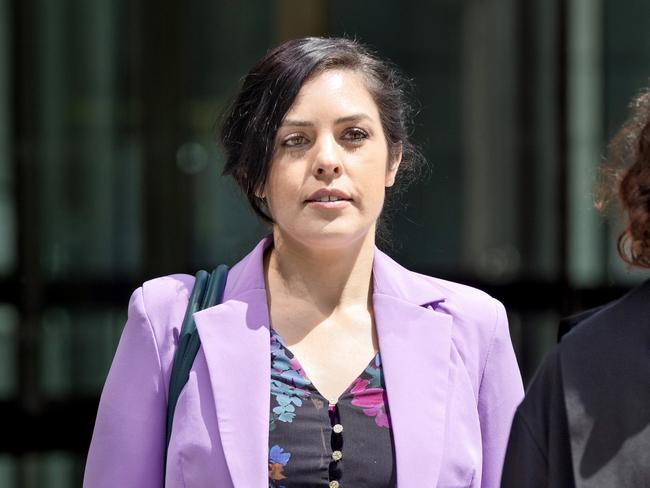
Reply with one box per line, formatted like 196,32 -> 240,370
269,445 -> 291,487
269,329 -> 311,429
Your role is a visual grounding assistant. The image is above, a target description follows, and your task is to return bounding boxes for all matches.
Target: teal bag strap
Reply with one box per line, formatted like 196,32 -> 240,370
165,265 -> 229,452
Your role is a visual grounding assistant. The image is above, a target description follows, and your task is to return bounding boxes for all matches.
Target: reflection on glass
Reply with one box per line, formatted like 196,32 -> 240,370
193,143 -> 268,267
22,452 -> 81,488
505,308 -> 562,384
604,0 -> 650,285
40,308 -> 124,398
0,454 -> 17,488
37,0 -> 141,279
567,0 -> 605,287
0,305 -> 17,399
0,0 -> 15,276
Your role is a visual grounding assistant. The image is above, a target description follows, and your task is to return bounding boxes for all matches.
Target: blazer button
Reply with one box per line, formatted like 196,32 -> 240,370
331,450 -> 343,462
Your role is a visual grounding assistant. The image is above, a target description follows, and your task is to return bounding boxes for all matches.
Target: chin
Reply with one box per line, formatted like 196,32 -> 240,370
293,224 -> 373,251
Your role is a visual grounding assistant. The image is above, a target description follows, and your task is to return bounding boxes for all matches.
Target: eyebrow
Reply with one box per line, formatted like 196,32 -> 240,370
280,113 -> 372,127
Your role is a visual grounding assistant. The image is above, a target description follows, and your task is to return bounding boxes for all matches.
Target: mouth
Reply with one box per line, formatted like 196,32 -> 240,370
305,195 -> 352,203
304,194 -> 353,210
305,188 -> 353,205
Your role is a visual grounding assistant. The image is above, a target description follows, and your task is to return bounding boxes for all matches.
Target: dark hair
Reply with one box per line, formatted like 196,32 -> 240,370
219,36 -> 424,224
598,86 -> 650,268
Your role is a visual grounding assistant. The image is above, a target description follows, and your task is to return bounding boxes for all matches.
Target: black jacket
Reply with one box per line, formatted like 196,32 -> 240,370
501,280 -> 650,487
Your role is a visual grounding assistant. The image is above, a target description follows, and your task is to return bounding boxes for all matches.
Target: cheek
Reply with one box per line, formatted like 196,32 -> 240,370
265,162 -> 286,196
360,173 -> 388,211
265,162 -> 300,208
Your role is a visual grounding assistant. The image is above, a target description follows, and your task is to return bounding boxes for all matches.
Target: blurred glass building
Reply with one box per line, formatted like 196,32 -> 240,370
1,0 -> 649,485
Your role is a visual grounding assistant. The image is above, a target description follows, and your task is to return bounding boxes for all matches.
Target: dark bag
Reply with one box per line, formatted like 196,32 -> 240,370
164,265 -> 229,462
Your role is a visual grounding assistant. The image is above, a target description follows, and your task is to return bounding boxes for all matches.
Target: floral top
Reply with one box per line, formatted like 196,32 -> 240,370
268,328 -> 396,488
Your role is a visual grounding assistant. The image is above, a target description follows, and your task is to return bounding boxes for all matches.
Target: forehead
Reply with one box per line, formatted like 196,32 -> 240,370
283,69 -> 379,121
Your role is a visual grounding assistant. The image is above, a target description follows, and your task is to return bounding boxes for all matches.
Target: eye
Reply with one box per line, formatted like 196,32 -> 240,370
282,134 -> 309,147
342,128 -> 368,143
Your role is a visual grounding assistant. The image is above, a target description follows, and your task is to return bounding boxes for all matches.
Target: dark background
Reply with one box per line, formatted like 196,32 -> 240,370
2,0 -> 649,485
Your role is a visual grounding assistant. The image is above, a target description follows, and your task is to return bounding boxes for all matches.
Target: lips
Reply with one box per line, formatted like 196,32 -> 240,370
305,188 -> 352,203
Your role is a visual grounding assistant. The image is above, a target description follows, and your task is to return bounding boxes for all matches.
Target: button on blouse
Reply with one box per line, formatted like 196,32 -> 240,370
268,328 -> 396,487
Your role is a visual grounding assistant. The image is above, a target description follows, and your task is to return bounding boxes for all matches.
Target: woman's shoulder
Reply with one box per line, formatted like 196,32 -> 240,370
375,249 -> 502,314
409,270 -> 506,336
555,281 -> 650,392
126,274 -> 196,355
406,269 -> 523,413
412,270 -> 518,383
421,272 -> 500,309
405,269 -> 510,367
138,273 -> 196,319
375,248 -> 507,345
548,281 -> 650,486
560,279 -> 650,351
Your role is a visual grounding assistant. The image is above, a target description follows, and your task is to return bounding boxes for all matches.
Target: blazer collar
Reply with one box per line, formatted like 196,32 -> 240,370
222,235 -> 448,305
371,244 -> 446,306
194,237 -> 451,486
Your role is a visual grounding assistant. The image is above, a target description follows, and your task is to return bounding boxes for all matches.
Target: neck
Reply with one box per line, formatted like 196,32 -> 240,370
265,228 -> 376,312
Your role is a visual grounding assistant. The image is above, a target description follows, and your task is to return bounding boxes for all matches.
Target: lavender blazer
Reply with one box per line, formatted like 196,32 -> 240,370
84,238 -> 523,487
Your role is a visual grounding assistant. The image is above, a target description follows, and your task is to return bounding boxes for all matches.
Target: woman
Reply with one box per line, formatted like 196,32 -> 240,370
501,87 -> 650,487
84,37 -> 523,488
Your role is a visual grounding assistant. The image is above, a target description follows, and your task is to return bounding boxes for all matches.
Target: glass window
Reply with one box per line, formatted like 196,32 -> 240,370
0,305 -> 17,400
330,1 -> 467,273
40,307 -> 124,398
515,311 -> 561,384
36,0 -> 141,280
0,0 -> 15,276
0,455 -> 17,488
604,0 -> 650,284
182,1 -> 275,267
21,452 -> 82,488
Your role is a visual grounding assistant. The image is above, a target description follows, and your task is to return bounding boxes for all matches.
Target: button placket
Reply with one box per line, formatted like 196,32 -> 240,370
328,402 -> 343,485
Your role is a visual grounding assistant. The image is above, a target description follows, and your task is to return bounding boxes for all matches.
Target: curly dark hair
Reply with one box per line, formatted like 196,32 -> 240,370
219,36 -> 424,224
599,87 -> 650,268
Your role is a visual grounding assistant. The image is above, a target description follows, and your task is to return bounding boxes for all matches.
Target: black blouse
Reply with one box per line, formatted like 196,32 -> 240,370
268,328 -> 396,488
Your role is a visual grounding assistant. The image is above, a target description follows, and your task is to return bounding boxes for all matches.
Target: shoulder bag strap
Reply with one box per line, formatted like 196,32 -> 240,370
165,265 -> 229,452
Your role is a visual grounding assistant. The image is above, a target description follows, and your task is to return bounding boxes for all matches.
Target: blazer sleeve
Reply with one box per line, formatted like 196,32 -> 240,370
83,287 -> 166,488
477,299 -> 524,488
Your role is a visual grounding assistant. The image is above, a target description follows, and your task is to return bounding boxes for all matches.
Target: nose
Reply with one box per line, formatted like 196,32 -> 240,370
312,136 -> 342,178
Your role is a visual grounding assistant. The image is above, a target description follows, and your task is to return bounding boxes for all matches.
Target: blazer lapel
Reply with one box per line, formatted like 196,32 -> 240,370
373,250 -> 452,486
193,238 -> 272,487
194,291 -> 271,487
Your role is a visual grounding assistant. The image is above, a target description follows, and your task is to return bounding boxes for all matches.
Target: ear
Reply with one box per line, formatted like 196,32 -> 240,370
385,143 -> 403,188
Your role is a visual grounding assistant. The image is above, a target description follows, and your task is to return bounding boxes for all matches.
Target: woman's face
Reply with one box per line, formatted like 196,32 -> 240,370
263,69 -> 401,250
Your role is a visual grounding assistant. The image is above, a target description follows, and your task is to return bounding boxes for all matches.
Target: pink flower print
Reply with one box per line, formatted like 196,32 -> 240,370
350,378 -> 391,428
350,378 -> 369,394
289,357 -> 306,378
